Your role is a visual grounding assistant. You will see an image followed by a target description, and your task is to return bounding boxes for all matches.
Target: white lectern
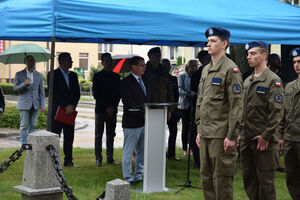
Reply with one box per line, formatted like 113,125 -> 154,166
143,103 -> 176,193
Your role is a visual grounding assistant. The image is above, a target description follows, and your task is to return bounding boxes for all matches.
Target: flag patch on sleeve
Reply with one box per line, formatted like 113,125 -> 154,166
233,68 -> 239,72
275,82 -> 281,87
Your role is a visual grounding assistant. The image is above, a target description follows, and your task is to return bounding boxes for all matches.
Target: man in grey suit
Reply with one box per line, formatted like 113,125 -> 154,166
14,55 -> 45,144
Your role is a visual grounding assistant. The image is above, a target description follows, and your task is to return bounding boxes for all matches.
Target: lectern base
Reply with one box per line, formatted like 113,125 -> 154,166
133,187 -> 173,193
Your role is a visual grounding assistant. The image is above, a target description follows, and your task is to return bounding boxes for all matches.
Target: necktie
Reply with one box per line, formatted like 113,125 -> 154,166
138,77 -> 146,96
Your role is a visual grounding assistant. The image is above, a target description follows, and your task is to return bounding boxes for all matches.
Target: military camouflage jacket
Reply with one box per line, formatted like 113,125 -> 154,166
280,79 -> 300,142
143,62 -> 174,104
195,55 -> 243,141
241,68 -> 284,142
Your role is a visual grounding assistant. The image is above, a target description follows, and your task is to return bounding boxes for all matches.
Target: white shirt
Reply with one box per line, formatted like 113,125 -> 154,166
26,67 -> 34,85
131,72 -> 146,95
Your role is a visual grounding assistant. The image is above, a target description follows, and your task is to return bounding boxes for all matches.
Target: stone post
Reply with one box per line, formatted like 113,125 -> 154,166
13,131 -> 63,200
105,179 -> 130,200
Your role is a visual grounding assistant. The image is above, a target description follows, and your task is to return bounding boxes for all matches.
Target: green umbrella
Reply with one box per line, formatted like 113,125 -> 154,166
0,43 -> 50,64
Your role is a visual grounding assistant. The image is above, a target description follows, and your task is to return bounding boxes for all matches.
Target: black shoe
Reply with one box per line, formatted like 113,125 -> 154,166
96,160 -> 102,167
168,156 -> 181,161
194,162 -> 200,169
276,167 -> 286,173
130,181 -> 137,187
64,162 -> 80,168
107,160 -> 119,165
135,179 -> 143,184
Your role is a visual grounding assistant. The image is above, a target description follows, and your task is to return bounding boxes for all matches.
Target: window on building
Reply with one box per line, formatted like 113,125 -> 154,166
56,52 -> 63,67
285,0 -> 299,5
193,47 -> 203,59
98,43 -> 113,53
79,53 -> 89,71
167,46 -> 178,61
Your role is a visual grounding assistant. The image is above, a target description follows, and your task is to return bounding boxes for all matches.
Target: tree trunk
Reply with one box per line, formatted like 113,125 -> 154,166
230,45 -> 249,76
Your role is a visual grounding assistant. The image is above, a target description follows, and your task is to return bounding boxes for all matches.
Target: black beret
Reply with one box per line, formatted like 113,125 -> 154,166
205,27 -> 230,39
147,47 -> 161,56
289,47 -> 300,57
245,41 -> 268,52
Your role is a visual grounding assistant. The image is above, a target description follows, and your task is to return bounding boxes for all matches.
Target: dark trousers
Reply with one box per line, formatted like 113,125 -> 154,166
180,108 -> 200,165
190,122 -> 200,165
180,108 -> 190,151
51,119 -> 74,164
167,112 -> 179,158
95,112 -> 117,162
240,140 -> 278,200
284,141 -> 300,200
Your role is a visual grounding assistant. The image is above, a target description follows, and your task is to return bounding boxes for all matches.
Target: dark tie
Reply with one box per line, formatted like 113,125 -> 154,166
138,77 -> 146,96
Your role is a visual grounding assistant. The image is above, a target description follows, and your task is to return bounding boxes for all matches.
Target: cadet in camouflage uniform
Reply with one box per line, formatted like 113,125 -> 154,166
240,41 -> 284,200
279,48 -> 300,200
195,27 -> 243,200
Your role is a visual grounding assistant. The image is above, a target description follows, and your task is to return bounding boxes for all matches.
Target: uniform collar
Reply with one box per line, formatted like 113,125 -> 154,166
249,67 -> 269,83
208,55 -> 227,72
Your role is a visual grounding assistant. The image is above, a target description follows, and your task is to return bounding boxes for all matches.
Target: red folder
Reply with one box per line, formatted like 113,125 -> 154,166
54,106 -> 78,126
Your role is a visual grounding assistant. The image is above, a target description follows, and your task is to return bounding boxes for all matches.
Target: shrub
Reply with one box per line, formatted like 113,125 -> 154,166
177,56 -> 186,67
119,72 -> 130,80
0,83 -> 48,97
0,104 -> 48,129
72,70 -> 83,78
89,65 -> 101,82
0,83 -> 15,95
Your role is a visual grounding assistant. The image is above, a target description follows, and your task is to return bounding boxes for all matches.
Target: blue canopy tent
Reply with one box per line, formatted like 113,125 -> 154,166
1,0 -> 300,130
1,0 -> 300,45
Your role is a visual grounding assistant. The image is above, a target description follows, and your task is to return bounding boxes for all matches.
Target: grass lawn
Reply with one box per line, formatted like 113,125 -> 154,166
0,148 -> 290,200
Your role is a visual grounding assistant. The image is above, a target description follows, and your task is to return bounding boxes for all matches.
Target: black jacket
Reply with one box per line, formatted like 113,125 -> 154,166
92,70 -> 120,113
169,74 -> 179,103
47,68 -> 81,119
0,87 -> 5,112
120,74 -> 151,128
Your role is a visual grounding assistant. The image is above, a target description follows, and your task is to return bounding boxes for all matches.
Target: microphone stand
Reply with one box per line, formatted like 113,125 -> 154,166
175,88 -> 201,194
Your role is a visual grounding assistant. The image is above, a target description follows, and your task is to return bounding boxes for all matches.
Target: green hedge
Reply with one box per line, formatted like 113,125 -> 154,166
0,83 -> 15,95
0,104 -> 48,129
0,83 -> 48,96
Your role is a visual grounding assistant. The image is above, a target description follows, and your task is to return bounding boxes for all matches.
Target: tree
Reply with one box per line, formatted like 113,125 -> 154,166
177,56 -> 186,66
230,45 -> 250,77
89,65 -> 101,82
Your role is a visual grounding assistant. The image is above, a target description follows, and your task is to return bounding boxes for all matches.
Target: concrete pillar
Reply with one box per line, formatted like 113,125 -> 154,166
105,179 -> 130,200
13,130 -> 63,200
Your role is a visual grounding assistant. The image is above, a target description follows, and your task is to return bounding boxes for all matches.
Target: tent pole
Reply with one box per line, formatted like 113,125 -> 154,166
47,36 -> 56,131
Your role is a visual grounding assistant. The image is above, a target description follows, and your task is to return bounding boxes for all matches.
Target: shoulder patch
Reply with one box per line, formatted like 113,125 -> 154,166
232,84 -> 241,94
275,82 -> 281,87
256,86 -> 267,95
211,77 -> 222,86
233,67 -> 239,73
274,94 -> 283,103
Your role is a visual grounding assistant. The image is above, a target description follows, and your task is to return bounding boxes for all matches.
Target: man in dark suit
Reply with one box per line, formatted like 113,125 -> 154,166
93,53 -> 120,167
47,52 -> 81,167
120,56 -> 151,184
0,87 -> 5,114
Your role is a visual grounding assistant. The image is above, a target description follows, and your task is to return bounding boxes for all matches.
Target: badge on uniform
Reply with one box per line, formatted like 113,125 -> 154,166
232,84 -> 241,94
211,77 -> 222,86
256,86 -> 267,94
274,94 -> 283,103
275,82 -> 281,87
233,67 -> 239,73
